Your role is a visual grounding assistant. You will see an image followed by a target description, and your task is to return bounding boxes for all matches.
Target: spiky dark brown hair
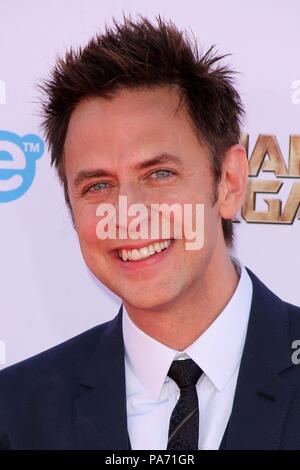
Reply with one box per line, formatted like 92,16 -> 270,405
40,14 -> 245,246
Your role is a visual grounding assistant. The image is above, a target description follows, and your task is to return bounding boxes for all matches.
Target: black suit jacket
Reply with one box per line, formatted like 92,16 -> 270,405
1,267 -> 300,449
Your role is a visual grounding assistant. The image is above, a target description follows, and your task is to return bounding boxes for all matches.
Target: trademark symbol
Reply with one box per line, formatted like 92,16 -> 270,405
23,142 -> 41,153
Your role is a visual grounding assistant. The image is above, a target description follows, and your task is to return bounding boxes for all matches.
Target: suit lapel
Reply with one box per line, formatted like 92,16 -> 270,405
73,305 -> 130,450
72,269 -> 296,450
224,268 -> 296,449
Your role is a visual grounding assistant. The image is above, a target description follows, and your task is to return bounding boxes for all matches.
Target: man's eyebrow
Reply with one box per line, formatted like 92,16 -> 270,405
73,153 -> 183,187
73,169 -> 113,188
135,153 -> 183,170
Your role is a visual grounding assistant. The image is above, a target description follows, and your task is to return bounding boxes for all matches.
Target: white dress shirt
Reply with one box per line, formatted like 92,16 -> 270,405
122,258 -> 253,450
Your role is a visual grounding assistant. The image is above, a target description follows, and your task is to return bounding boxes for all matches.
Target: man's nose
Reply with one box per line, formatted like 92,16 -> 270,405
118,181 -> 148,207
115,183 -> 150,235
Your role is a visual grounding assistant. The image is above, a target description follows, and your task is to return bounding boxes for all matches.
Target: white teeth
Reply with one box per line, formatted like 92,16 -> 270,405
154,242 -> 161,252
139,247 -> 150,258
149,245 -> 155,255
131,249 -> 140,261
118,239 -> 172,261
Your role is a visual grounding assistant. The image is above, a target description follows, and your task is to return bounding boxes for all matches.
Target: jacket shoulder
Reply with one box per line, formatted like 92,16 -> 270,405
0,315 -> 120,449
246,267 -> 300,315
286,301 -> 300,333
0,317 -> 115,393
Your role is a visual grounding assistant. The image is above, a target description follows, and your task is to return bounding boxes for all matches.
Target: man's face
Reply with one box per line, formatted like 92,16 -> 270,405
64,86 -> 222,311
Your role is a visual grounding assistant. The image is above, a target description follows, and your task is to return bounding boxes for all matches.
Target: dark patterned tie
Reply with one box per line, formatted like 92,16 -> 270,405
167,358 -> 203,450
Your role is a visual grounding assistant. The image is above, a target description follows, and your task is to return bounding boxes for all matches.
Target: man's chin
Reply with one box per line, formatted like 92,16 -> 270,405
121,292 -> 179,313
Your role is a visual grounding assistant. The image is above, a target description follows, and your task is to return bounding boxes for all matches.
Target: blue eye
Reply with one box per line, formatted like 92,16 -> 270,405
87,182 -> 110,192
151,169 -> 173,180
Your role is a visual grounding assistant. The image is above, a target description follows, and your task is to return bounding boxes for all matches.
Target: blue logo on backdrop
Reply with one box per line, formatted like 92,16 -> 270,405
0,131 -> 44,202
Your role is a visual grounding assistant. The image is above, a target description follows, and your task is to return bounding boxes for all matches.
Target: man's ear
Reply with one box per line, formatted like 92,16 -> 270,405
218,144 -> 249,220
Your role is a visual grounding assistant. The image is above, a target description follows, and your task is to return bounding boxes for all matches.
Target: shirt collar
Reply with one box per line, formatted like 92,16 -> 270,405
122,257 -> 253,398
123,306 -> 178,400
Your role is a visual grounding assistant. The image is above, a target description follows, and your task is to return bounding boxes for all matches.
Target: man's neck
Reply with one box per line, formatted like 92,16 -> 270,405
123,249 -> 240,351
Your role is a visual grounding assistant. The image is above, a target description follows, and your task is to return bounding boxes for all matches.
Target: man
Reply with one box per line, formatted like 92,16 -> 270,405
0,15 -> 300,450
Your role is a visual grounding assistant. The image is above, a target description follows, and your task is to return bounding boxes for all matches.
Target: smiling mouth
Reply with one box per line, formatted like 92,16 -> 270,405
116,239 -> 173,261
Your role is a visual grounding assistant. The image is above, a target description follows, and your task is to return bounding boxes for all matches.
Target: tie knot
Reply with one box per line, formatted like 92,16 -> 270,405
167,358 -> 203,390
